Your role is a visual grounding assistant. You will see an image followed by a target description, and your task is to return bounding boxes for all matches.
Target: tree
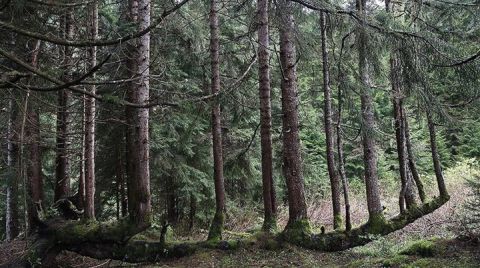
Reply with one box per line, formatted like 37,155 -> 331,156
277,0 -> 309,237
356,0 -> 384,223
84,0 -> 98,220
257,0 -> 277,232
26,40 -> 43,231
54,8 -> 74,201
125,0 -> 152,227
208,0 -> 226,241
320,10 -> 342,229
5,91 -> 19,241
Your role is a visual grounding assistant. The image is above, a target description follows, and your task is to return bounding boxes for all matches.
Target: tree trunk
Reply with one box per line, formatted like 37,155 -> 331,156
336,74 -> 351,231
357,0 -> 384,223
166,176 -> 178,225
6,93 -> 19,241
320,11 -> 342,230
277,0 -> 309,236
84,0 -> 98,220
125,0 -> 152,227
208,0 -> 226,241
386,0 -> 416,213
115,146 -> 127,218
55,9 -> 74,201
257,0 -> 276,232
426,109 -> 449,198
26,40 -> 44,231
189,193 -> 196,231
404,114 -> 426,203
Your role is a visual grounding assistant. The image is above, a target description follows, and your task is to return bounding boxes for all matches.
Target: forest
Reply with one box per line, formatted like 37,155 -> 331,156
0,0 -> 479,267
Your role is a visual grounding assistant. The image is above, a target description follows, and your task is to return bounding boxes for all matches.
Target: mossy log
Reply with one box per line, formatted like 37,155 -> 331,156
9,196 -> 448,266
284,196 -> 450,251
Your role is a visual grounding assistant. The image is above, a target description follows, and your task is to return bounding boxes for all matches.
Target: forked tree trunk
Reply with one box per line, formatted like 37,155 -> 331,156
83,0 -> 98,220
55,9 -> 74,201
125,0 -> 152,227
386,0 -> 416,213
426,109 -> 448,198
357,0 -> 384,223
320,11 -> 342,230
257,0 -> 277,232
207,0 -> 226,241
277,0 -> 309,235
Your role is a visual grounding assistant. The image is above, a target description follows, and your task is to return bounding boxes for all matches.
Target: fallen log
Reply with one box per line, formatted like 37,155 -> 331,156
282,195 -> 450,251
8,195 -> 449,266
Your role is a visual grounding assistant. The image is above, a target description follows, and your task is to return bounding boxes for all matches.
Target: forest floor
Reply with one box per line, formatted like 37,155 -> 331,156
1,161 -> 480,267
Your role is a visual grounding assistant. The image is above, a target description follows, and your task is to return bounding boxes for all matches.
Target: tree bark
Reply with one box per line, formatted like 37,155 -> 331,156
125,0 -> 152,227
320,11 -> 342,230
6,93 -> 19,241
277,0 -> 309,233
55,9 -> 74,201
404,114 -> 426,203
257,0 -> 276,232
84,0 -> 98,220
386,0 -> 416,213
26,40 -> 44,231
336,75 -> 352,231
426,109 -> 449,198
357,0 -> 384,222
207,0 -> 226,241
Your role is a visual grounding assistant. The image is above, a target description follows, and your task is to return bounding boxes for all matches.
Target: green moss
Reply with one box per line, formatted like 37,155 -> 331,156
382,255 -> 409,267
208,211 -> 224,241
400,239 -> 438,257
365,213 -> 389,234
333,214 -> 343,230
262,216 -> 278,233
282,219 -> 312,245
401,258 -> 433,268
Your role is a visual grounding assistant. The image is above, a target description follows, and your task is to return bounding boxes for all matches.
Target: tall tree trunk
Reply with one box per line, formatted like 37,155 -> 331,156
426,109 -> 449,198
277,0 -> 309,232
55,9 -> 74,201
125,0 -> 152,227
357,0 -> 384,222
320,11 -> 342,230
404,115 -> 426,203
257,0 -> 276,232
6,93 -> 19,241
336,75 -> 352,231
78,97 -> 85,210
26,40 -> 44,231
208,0 -> 226,241
386,0 -> 416,213
84,0 -> 98,220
